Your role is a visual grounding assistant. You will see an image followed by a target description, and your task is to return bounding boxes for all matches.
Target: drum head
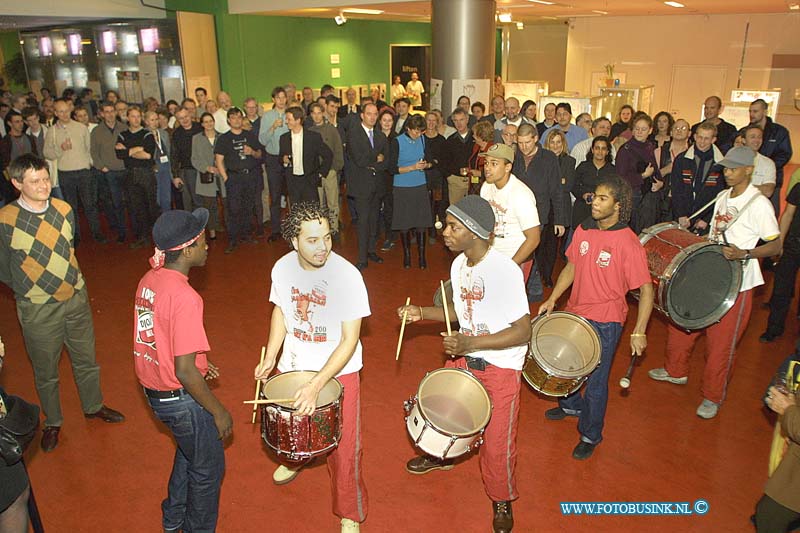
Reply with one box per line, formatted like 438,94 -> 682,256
418,368 -> 492,436
262,371 -> 343,408
666,245 -> 742,330
529,312 -> 601,378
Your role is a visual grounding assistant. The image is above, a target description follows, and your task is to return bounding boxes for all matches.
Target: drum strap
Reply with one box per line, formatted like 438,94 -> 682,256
710,189 -> 761,239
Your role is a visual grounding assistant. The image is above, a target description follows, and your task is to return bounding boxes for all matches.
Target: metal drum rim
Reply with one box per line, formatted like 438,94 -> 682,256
261,370 -> 344,411
528,311 -> 602,378
416,367 -> 493,437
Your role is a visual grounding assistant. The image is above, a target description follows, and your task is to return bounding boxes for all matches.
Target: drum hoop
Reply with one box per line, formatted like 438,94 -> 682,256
638,221 -> 681,246
529,311 -> 602,378
262,370 -> 344,411
417,367 -> 492,437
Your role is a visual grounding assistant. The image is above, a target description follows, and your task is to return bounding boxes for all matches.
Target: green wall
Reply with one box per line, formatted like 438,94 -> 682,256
166,0 -> 431,104
0,30 -> 26,93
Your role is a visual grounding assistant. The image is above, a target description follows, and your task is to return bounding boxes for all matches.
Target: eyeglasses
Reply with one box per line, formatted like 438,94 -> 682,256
673,126 -> 689,131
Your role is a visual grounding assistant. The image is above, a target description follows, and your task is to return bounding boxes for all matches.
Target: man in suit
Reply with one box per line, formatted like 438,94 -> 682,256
280,106 -> 333,205
345,102 -> 388,270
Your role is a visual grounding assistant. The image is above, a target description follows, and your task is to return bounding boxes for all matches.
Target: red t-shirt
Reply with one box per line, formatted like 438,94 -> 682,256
565,221 -> 651,324
133,268 -> 210,391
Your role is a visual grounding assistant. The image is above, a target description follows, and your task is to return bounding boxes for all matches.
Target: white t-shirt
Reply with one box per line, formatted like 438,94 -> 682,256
214,108 -> 230,134
270,251 -> 371,376
480,174 -> 540,259
708,184 -> 780,291
450,248 -> 529,370
751,153 -> 777,187
291,129 -> 304,175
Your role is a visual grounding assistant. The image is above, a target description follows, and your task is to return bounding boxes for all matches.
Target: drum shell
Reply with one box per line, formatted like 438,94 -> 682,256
260,371 -> 343,461
404,368 -> 492,459
523,312 -> 602,397
639,222 -> 742,330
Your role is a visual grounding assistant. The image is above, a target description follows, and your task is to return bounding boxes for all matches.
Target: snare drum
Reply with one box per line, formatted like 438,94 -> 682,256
523,312 -> 601,397
260,371 -> 343,462
639,222 -> 742,330
404,368 -> 492,459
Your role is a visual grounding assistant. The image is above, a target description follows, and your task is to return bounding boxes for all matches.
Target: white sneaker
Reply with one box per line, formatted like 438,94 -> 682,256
696,399 -> 719,419
341,518 -> 360,532
648,368 -> 688,385
273,464 -> 301,485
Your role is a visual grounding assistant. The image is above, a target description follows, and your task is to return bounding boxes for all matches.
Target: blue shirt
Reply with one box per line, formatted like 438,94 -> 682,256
394,134 -> 426,188
258,108 -> 289,155
541,123 -> 589,153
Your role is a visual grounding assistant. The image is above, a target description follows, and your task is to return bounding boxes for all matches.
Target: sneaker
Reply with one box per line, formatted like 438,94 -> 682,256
341,518 -> 360,532
572,440 -> 597,460
545,407 -> 578,420
759,330 -> 781,343
648,368 -> 688,385
696,399 -> 719,419
380,239 -> 395,251
273,464 -> 301,485
405,455 -> 454,475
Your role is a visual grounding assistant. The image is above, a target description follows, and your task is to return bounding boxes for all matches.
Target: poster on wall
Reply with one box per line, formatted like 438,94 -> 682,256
390,44 -> 431,106
138,53 -> 161,102
451,79 -> 491,110
429,78 -> 443,111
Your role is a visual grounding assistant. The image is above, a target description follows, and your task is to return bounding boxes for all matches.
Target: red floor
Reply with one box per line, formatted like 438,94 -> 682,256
0,196 -> 796,532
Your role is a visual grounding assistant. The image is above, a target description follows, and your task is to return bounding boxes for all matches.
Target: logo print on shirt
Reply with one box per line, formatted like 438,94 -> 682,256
579,240 -> 589,256
291,283 -> 328,343
459,276 -> 488,336
711,202 -> 738,244
135,287 -> 156,349
487,199 -> 508,238
596,249 -> 612,268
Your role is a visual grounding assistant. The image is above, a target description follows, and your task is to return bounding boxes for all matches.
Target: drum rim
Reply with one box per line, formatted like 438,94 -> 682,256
261,370 -> 344,410
662,244 -> 743,330
527,311 -> 602,378
416,367 -> 492,437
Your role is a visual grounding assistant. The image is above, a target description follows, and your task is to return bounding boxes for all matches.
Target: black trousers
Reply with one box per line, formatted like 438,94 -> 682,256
264,154 -> 285,236
535,211 -> 558,284
755,494 -> 800,533
353,192 -> 380,263
226,171 -> 257,245
766,249 -> 800,336
286,173 -> 320,205
60,168 -> 102,240
126,167 -> 160,241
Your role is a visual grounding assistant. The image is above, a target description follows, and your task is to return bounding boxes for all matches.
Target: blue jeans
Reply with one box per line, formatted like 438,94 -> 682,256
559,320 -> 623,444
148,393 -> 225,532
97,169 -> 127,239
526,263 -> 544,303
156,162 -> 173,211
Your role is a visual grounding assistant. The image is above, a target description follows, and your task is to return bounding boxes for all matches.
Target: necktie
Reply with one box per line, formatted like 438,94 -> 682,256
368,129 -> 374,148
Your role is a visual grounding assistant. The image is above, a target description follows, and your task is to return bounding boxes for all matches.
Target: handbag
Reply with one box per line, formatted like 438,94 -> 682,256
200,171 -> 215,184
0,394 -> 40,466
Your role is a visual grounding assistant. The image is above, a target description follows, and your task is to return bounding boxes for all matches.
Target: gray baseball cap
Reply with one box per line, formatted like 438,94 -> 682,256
718,146 -> 756,168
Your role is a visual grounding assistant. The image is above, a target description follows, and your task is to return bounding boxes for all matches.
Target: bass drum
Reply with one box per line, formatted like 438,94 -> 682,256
639,222 -> 742,330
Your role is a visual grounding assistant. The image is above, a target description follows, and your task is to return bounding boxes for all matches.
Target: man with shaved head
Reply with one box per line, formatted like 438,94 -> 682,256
691,96 -> 737,153
213,91 -> 233,134
493,97 -> 522,143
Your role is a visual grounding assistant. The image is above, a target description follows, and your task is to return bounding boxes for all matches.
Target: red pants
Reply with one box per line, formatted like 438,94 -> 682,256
665,289 -> 753,404
446,358 -> 521,502
327,371 -> 368,522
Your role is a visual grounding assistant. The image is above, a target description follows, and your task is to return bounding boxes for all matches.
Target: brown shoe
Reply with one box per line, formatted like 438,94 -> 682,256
405,455 -> 454,475
84,405 -> 125,423
41,426 -> 60,452
492,500 -> 513,532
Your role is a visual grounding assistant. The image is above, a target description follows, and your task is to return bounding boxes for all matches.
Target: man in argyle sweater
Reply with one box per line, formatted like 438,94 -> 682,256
0,154 -> 124,452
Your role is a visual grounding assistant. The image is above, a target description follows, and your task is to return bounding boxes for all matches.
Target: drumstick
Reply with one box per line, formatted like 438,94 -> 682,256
396,297 -> 411,361
619,354 -> 637,389
243,398 -> 295,405
252,346 -> 266,424
441,280 -> 452,336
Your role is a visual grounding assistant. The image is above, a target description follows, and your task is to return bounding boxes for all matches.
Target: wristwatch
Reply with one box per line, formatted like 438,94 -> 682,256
743,250 -> 752,261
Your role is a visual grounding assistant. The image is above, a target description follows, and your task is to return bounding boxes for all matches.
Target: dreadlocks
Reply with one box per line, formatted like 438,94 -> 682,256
280,202 -> 335,248
597,175 -> 633,224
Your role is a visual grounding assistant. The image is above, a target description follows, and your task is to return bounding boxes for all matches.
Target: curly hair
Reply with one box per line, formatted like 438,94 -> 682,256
280,202 -> 335,247
597,174 -> 633,224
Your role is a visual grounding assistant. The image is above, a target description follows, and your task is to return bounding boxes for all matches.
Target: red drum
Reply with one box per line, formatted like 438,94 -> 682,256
639,222 -> 742,330
260,371 -> 343,462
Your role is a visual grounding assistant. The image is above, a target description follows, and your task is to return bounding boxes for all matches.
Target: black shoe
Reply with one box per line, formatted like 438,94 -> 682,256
129,238 -> 147,249
406,455 -> 454,475
367,253 -> 383,264
224,244 -> 237,254
85,405 -> 125,423
116,234 -> 126,244
545,407 -> 578,420
267,233 -> 281,243
492,501 -> 514,533
759,331 -> 781,343
356,262 -> 368,271
93,234 -> 108,244
572,440 -> 596,460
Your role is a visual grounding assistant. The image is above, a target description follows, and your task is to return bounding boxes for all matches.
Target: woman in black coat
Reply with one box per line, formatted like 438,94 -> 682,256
572,136 -> 616,228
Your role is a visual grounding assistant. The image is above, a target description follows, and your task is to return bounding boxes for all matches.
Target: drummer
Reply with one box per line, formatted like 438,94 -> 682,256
648,146 -> 780,419
397,195 -> 531,533
254,202 -> 370,533
539,175 -> 653,460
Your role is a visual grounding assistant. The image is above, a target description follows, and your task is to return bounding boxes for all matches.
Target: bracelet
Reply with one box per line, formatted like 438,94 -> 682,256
419,306 -> 424,321
630,333 -> 647,337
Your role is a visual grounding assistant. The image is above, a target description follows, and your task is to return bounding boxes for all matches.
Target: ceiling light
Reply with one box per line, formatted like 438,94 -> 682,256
498,12 -> 513,23
342,8 -> 384,15
664,1 -> 685,7
516,21 -> 524,29
592,10 -> 608,14
790,3 -> 800,10
529,0 -> 555,4
334,14 -> 347,25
